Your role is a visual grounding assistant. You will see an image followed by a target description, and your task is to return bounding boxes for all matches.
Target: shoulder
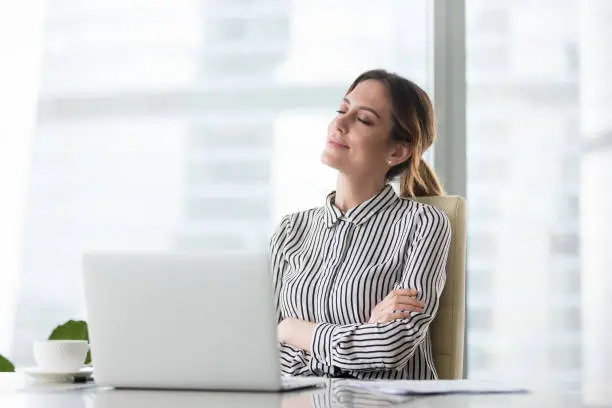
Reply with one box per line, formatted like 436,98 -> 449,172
397,197 -> 451,237
273,206 -> 325,236
285,206 -> 325,223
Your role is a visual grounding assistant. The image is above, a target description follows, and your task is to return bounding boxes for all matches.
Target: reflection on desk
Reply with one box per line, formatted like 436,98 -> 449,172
0,374 -> 601,408
88,381 -> 414,408
87,385 -> 416,408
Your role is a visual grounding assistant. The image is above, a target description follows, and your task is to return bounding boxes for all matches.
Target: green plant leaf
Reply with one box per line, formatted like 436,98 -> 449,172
0,354 -> 15,372
48,320 -> 91,364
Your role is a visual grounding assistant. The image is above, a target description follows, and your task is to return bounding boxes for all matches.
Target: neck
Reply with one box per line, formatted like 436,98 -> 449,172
333,173 -> 386,213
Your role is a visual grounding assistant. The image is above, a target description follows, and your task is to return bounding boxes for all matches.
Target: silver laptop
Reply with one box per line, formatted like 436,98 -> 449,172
82,251 -> 325,391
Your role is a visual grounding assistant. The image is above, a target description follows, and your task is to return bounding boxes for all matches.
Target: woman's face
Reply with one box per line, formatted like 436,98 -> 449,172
321,79 -> 399,181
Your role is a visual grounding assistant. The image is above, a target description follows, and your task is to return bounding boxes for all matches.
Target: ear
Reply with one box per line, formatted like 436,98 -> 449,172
387,142 -> 412,167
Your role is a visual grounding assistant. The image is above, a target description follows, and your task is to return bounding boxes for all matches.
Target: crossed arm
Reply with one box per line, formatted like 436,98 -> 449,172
271,208 -> 451,374
277,285 -> 423,351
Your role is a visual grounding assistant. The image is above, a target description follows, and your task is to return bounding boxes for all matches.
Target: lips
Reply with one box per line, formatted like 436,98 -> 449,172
327,139 -> 349,149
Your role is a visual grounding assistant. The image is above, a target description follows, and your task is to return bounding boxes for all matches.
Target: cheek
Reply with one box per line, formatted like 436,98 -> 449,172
351,132 -> 390,163
327,119 -> 337,135
352,131 -> 385,152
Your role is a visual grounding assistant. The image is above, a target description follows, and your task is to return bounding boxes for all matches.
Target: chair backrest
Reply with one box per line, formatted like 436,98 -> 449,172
412,195 -> 467,379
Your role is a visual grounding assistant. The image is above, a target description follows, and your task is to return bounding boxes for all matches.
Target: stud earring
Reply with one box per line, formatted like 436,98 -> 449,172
387,160 -> 393,165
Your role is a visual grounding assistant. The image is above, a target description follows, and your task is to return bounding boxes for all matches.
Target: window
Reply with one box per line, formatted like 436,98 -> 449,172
5,0 -> 430,366
466,0 -> 585,385
468,309 -> 494,331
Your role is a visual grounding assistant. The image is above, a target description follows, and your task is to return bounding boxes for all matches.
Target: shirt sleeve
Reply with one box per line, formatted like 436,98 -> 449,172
309,205 -> 452,371
270,214 -> 291,325
279,344 -> 315,376
271,215 -> 327,376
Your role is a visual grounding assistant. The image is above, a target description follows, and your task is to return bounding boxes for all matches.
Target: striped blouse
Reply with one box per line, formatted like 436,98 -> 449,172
270,184 -> 452,380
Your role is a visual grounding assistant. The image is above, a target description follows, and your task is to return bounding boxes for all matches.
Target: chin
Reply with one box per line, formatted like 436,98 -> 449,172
321,151 -> 342,171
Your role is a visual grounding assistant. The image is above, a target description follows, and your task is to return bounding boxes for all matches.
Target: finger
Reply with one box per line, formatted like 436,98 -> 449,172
394,296 -> 425,308
378,304 -> 417,319
383,291 -> 419,306
376,290 -> 421,316
375,296 -> 425,315
391,303 -> 423,313
382,311 -> 412,322
381,289 -> 418,306
392,289 -> 418,296
386,299 -> 423,313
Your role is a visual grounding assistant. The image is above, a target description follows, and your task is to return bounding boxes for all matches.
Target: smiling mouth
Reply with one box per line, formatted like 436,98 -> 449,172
327,140 -> 349,149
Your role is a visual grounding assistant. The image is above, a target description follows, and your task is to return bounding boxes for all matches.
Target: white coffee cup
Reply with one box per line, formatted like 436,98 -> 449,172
33,340 -> 89,372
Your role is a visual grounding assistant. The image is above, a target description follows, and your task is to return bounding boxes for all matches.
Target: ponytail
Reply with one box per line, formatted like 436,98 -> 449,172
399,158 -> 444,198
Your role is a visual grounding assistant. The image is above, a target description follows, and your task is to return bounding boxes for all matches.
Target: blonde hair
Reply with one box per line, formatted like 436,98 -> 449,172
400,159 -> 443,198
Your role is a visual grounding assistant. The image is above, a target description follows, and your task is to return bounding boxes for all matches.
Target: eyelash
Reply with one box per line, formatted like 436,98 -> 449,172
335,110 -> 373,126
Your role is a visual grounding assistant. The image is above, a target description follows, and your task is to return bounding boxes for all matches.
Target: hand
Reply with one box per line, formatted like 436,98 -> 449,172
368,288 -> 423,324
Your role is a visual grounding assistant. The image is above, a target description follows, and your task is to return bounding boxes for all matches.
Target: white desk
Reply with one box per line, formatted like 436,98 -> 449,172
0,373 -> 596,408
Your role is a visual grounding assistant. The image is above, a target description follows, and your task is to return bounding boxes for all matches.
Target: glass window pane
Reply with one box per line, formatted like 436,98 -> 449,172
466,0 -> 612,387
6,0 -> 430,366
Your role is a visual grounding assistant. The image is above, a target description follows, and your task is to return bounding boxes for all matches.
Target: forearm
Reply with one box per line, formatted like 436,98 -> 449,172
278,315 -> 431,372
278,318 -> 317,352
278,340 -> 342,377
310,313 -> 432,371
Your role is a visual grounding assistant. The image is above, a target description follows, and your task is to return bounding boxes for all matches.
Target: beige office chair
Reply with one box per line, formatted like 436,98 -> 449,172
412,195 -> 467,379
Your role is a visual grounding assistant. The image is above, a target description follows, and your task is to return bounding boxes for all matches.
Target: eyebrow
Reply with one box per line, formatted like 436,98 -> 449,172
342,97 -> 381,119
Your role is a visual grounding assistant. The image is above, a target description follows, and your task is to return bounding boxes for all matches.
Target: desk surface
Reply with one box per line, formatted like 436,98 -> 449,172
0,373 -> 607,408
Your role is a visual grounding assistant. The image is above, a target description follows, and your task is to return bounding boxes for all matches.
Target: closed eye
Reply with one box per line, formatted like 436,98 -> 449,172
336,110 -> 373,126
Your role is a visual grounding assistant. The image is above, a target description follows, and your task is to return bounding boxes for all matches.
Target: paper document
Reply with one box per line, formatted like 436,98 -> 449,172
345,380 -> 529,396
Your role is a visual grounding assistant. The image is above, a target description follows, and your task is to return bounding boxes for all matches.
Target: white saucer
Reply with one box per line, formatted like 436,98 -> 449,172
18,366 -> 94,383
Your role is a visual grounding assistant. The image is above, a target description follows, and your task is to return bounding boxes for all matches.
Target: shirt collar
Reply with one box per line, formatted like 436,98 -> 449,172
324,184 -> 399,228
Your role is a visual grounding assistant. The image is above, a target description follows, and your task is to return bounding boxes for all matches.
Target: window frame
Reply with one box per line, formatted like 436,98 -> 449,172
431,0 -> 467,377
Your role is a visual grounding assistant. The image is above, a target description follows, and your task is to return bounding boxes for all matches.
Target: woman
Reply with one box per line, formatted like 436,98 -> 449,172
271,69 -> 451,380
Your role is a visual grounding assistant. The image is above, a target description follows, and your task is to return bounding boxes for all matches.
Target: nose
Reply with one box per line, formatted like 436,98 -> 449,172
334,112 -> 349,134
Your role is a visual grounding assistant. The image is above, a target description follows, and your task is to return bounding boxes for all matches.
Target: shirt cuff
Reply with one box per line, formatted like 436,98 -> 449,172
311,322 -> 337,366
